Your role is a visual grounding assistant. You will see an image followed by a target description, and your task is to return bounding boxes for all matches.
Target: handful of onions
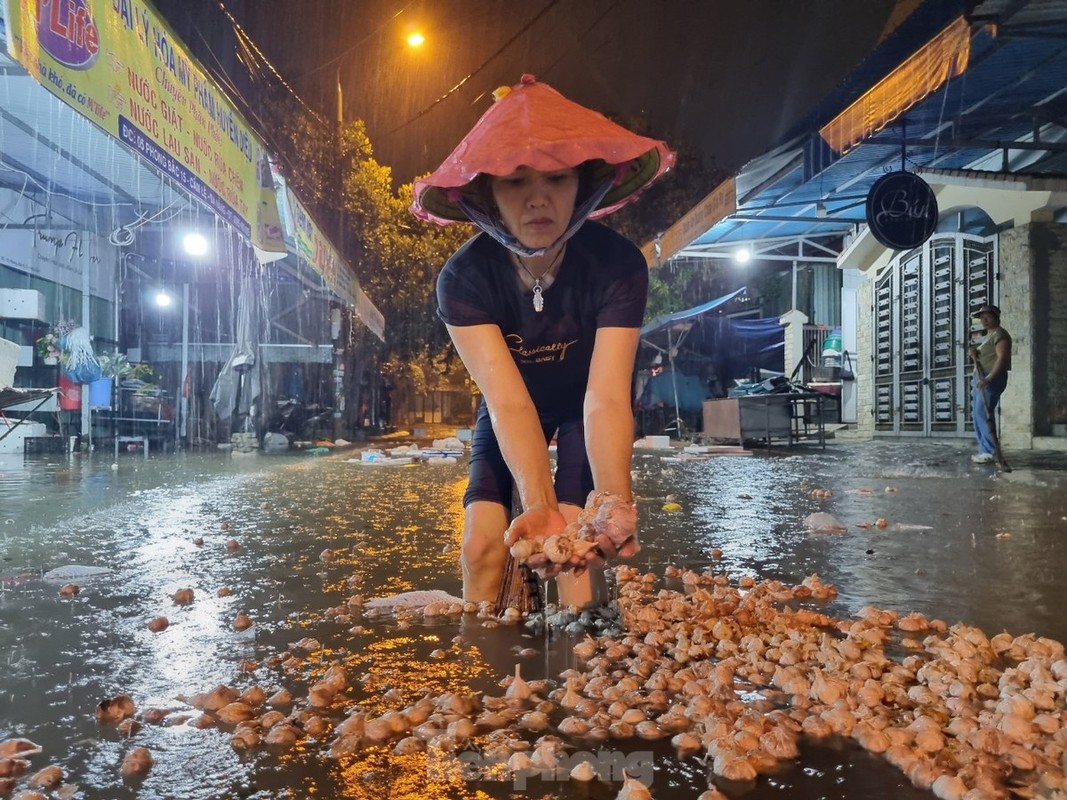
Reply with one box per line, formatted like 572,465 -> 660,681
509,491 -> 638,575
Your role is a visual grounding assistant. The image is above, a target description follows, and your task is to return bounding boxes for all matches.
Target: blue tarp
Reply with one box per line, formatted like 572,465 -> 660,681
639,286 -> 748,336
638,370 -> 707,413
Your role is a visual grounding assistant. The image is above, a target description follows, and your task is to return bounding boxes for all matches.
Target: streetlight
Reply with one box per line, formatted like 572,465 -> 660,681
330,30 -> 423,438
335,29 -> 426,126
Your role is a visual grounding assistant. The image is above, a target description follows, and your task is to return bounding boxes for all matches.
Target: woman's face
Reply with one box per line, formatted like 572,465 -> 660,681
489,166 -> 579,250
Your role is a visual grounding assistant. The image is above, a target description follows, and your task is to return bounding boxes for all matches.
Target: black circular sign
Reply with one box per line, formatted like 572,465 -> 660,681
865,171 -> 938,250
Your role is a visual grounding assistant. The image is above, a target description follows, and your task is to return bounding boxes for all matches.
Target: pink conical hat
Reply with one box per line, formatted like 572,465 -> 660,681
411,74 -> 675,225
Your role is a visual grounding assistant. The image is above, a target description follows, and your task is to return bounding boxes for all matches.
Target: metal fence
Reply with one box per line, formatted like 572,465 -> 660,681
796,324 -> 833,384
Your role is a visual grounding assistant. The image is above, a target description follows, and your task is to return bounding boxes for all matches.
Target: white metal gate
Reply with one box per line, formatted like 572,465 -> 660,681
872,233 -> 998,436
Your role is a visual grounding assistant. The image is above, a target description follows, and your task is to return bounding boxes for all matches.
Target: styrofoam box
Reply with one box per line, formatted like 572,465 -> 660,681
0,421 -> 46,454
0,289 -> 46,321
0,337 -> 19,387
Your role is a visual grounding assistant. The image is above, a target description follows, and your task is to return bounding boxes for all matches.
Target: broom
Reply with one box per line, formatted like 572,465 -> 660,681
971,354 -> 1012,472
495,551 -> 542,616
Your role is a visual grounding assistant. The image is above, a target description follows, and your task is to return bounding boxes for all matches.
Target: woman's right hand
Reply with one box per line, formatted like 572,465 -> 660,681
504,504 -> 567,548
505,505 -> 569,579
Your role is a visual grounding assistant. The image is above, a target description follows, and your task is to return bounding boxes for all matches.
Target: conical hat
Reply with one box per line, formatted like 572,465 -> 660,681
411,74 -> 675,225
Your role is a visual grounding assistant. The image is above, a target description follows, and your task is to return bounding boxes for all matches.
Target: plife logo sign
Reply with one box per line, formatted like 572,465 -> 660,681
36,0 -> 101,70
426,741 -> 655,790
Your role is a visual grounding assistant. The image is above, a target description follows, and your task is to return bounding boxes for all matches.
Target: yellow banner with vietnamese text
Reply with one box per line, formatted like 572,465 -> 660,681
285,186 -> 358,308
3,0 -> 284,254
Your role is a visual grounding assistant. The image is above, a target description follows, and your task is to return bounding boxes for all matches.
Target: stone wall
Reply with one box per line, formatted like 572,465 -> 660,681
999,226 -> 1033,448
995,221 -> 1067,447
1028,222 -> 1067,436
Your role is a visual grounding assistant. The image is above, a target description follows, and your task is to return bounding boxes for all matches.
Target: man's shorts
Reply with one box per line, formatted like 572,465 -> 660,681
463,401 -> 593,511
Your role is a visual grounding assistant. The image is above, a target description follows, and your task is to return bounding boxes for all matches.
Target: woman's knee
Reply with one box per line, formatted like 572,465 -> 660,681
461,502 -> 509,567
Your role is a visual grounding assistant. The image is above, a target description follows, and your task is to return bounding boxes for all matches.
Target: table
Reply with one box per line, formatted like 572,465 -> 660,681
0,387 -> 57,445
94,385 -> 173,455
114,434 -> 150,458
806,382 -> 842,424
701,392 -> 826,449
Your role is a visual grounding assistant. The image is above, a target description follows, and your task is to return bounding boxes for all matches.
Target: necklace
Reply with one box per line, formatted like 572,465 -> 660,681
513,247 -> 565,313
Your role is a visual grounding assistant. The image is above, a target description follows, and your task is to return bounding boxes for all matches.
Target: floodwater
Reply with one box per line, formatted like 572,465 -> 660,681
0,437 -> 1065,799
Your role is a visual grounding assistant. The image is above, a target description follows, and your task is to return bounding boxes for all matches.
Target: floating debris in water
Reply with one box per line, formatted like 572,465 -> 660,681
42,565 -> 110,581
364,590 -> 464,611
119,746 -> 153,777
803,512 -> 847,532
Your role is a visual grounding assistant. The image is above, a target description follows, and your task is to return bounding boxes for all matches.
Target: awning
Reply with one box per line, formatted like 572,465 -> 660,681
646,1 -> 1067,269
640,287 -> 748,336
0,386 -> 56,411
819,17 -> 971,154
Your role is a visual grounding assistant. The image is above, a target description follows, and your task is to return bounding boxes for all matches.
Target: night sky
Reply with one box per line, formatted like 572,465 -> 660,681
154,0 -> 917,187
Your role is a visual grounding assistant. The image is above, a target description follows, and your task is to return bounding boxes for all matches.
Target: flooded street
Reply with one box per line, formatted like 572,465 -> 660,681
0,438 -> 1065,799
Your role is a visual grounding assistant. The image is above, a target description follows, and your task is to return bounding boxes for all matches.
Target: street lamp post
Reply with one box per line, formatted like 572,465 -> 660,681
331,30 -> 423,437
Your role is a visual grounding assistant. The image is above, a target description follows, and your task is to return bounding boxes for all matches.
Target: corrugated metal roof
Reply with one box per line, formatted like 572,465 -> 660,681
668,0 -> 1067,262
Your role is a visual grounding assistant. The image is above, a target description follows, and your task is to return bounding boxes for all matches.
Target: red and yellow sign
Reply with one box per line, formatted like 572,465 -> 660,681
4,0 -> 284,254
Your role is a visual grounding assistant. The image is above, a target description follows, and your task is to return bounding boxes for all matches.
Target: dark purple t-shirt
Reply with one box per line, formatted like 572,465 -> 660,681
437,221 -> 648,418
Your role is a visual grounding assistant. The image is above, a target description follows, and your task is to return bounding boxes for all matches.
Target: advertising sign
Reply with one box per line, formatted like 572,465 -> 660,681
865,171 -> 939,251
284,186 -> 357,307
641,177 -> 737,266
355,287 -> 385,343
4,0 -> 285,254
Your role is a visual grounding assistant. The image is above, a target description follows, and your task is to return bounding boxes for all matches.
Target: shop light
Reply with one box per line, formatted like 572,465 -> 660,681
183,232 -> 209,256
154,290 -> 172,308
734,247 -> 751,264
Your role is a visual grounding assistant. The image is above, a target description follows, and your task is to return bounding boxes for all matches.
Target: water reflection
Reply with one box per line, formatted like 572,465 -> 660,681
0,440 -> 1065,798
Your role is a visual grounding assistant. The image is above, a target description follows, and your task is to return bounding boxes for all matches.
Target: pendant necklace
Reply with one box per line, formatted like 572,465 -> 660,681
514,247 -> 565,313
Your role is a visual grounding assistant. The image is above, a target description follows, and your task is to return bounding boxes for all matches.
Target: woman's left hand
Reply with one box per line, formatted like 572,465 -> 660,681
584,493 -> 640,569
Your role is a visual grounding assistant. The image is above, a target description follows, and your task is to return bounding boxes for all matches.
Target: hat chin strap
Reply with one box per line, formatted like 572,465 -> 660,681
457,178 -> 614,258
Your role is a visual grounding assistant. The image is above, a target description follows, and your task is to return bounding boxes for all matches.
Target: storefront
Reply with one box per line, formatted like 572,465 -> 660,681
644,0 -> 1067,449
0,0 -> 381,450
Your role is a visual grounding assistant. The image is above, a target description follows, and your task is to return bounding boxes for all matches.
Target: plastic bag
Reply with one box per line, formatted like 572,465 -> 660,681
58,327 -> 102,383
840,351 -> 856,382
64,361 -> 102,384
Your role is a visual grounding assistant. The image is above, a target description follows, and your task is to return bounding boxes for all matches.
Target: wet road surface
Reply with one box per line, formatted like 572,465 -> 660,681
0,437 -> 1064,799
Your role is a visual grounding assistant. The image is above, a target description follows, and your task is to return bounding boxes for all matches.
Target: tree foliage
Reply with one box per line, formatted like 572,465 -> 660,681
262,87 -> 470,401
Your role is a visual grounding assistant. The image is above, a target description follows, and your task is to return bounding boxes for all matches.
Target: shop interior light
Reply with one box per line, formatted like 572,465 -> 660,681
183,232 -> 209,256
734,247 -> 751,264
154,290 -> 172,308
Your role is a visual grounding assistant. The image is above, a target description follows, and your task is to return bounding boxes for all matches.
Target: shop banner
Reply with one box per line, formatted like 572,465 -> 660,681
355,287 -> 385,343
0,227 -> 115,300
284,185 -> 358,308
3,0 -> 285,254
